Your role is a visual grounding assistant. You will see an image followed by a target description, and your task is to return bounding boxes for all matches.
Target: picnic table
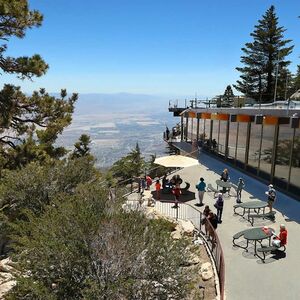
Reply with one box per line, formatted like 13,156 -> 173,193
216,179 -> 232,195
234,200 -> 268,220
233,227 -> 274,257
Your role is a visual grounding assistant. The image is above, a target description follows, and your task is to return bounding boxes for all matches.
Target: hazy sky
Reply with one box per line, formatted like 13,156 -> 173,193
2,0 -> 300,98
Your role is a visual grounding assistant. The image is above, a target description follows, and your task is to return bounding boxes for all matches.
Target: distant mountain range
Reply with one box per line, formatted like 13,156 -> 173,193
74,93 -> 171,115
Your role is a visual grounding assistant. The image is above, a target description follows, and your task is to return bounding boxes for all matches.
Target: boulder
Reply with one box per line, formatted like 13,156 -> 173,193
0,258 -> 15,273
200,262 -> 213,281
177,220 -> 195,236
171,230 -> 182,240
0,280 -> 16,298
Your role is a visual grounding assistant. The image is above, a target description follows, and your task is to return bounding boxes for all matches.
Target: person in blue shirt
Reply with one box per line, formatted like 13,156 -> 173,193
195,177 -> 206,206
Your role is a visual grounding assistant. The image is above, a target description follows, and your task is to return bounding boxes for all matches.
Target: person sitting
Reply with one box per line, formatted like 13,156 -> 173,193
162,174 -> 168,189
272,224 -> 287,248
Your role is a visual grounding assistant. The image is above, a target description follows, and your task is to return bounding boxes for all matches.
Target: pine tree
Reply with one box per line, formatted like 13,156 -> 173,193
222,85 -> 234,107
0,1 -> 78,170
0,0 -> 48,78
234,5 -> 294,103
71,134 -> 92,158
291,65 -> 300,98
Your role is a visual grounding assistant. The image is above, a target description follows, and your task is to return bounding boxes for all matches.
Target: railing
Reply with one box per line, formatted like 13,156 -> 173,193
117,164 -> 225,300
154,201 -> 225,300
124,193 -> 225,300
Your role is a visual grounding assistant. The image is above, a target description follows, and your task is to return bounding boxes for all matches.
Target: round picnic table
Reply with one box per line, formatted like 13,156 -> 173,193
216,179 -> 232,195
243,227 -> 274,255
234,200 -> 268,218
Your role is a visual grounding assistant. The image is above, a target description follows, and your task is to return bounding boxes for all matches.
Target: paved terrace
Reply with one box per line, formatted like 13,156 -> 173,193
133,151 -> 300,299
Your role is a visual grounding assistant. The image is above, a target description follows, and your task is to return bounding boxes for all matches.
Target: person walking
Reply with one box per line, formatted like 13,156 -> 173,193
236,178 -> 245,203
214,193 -> 224,223
195,177 -> 206,206
265,184 -> 276,212
155,179 -> 161,200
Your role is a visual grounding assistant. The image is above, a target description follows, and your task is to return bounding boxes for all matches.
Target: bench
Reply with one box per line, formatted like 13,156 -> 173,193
180,182 -> 190,195
233,204 -> 242,215
232,230 -> 247,248
207,183 -> 219,197
257,245 -> 286,262
248,211 -> 276,226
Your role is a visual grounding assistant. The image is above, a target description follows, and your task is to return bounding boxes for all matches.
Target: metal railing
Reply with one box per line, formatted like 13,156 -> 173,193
117,164 -> 225,300
154,201 -> 225,300
124,192 -> 225,300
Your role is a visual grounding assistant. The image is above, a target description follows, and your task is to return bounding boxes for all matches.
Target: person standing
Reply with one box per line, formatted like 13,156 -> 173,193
172,184 -> 181,208
265,184 -> 276,212
195,177 -> 206,206
214,193 -> 224,223
146,175 -> 152,190
155,179 -> 161,200
236,178 -> 245,203
166,127 -> 170,140
220,168 -> 229,193
201,205 -> 211,235
207,211 -> 218,242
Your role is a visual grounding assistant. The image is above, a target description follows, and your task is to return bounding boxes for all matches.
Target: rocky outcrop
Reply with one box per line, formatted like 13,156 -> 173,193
0,258 -> 17,298
200,262 -> 214,281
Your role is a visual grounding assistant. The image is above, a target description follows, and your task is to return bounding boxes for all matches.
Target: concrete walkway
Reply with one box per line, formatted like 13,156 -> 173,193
153,152 -> 300,300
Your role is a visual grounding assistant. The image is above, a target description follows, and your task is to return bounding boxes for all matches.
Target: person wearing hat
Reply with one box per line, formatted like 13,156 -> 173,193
236,178 -> 245,203
272,224 -> 287,248
265,184 -> 276,212
214,193 -> 224,223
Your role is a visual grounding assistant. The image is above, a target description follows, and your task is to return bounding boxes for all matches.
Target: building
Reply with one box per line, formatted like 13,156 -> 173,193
167,106 -> 300,199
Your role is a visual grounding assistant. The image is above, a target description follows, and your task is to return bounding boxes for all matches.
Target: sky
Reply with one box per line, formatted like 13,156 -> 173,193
1,0 -> 300,98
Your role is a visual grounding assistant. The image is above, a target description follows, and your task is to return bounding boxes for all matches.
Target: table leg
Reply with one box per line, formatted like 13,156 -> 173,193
254,240 -> 257,256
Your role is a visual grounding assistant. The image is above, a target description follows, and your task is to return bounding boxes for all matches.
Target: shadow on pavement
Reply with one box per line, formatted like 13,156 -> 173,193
199,152 -> 300,224
152,190 -> 195,203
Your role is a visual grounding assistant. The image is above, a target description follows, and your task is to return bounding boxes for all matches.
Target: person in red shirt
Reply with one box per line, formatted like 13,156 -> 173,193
155,179 -> 161,200
146,175 -> 152,190
172,184 -> 181,208
272,224 -> 287,248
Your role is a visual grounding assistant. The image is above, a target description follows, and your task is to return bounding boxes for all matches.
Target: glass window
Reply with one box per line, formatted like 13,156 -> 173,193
248,123 -> 262,170
274,124 -> 293,187
228,122 -> 238,159
259,124 -> 275,180
236,122 -> 248,164
211,120 -> 219,152
198,118 -> 205,140
290,128 -> 300,191
191,118 -> 197,140
219,121 -> 227,156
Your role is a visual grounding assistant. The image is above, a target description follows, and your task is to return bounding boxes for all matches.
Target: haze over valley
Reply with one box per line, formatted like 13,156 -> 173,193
57,93 -> 176,167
